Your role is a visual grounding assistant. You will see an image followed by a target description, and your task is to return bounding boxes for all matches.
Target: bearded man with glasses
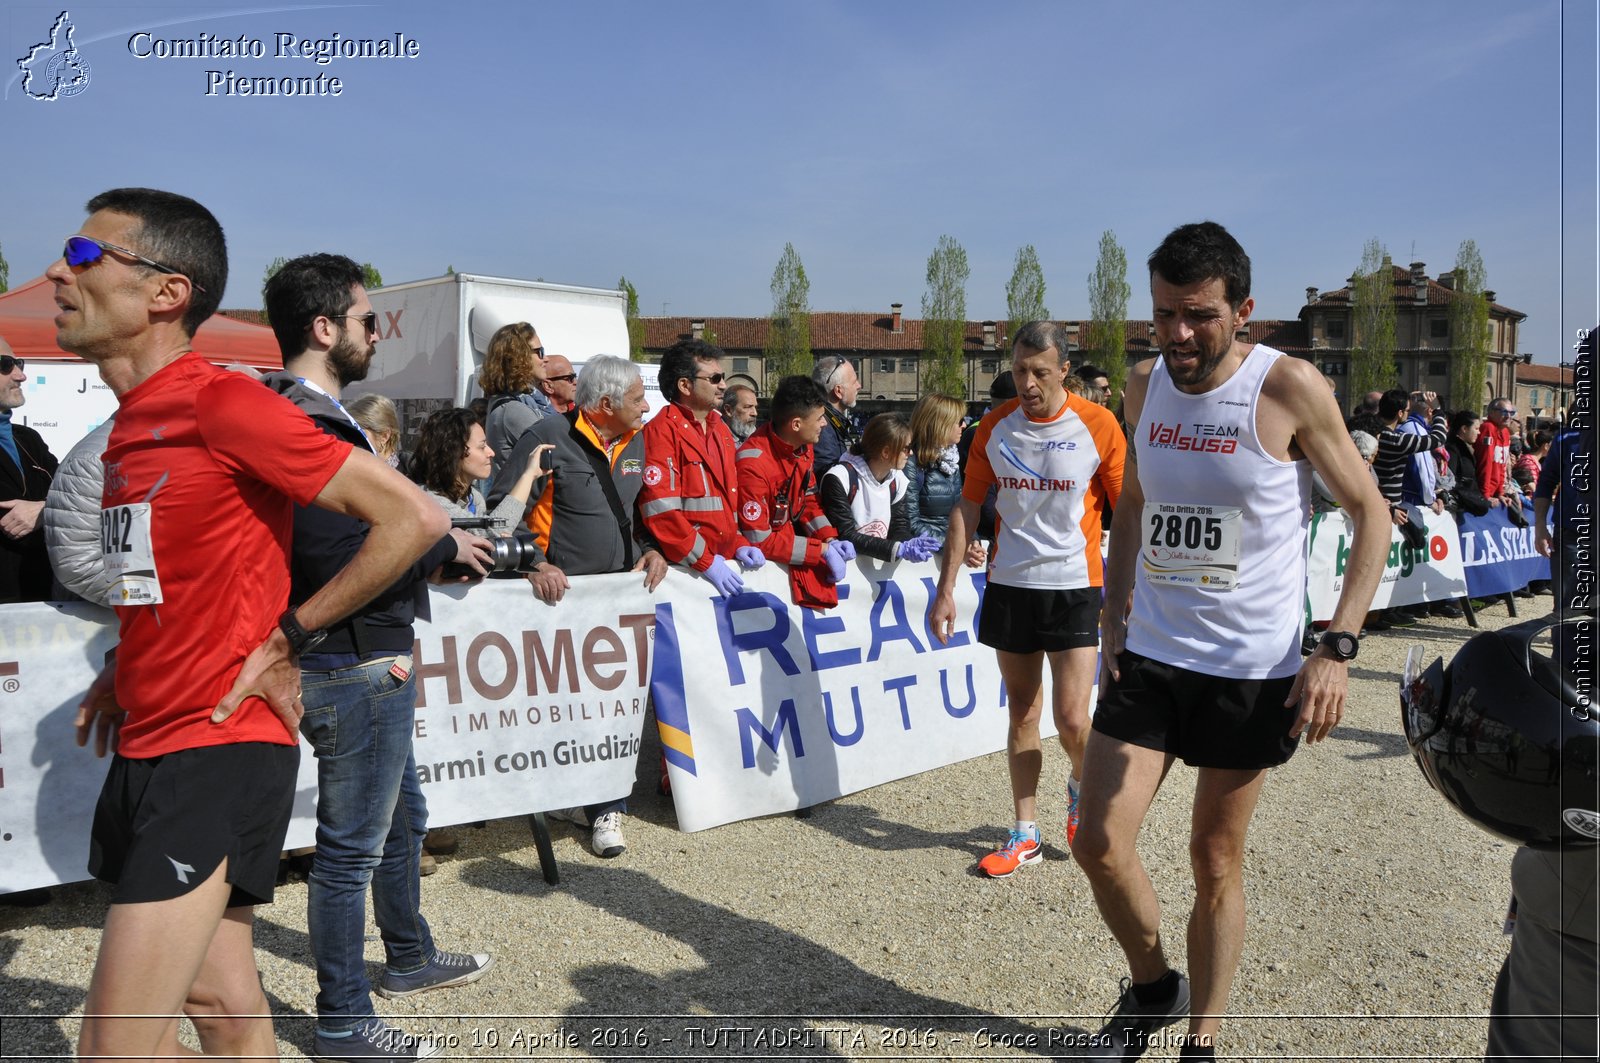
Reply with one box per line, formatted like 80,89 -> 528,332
262,253 -> 496,1061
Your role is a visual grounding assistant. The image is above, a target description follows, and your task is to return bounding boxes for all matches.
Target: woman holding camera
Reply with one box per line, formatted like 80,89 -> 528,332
412,407 -> 550,524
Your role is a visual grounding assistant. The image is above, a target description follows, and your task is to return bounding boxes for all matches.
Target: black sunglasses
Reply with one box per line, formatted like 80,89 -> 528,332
546,373 -> 577,383
696,372 -> 726,385
63,235 -> 207,294
0,356 -> 23,374
328,312 -> 379,335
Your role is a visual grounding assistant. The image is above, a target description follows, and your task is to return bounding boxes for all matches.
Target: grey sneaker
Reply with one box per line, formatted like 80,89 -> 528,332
376,949 -> 494,999
590,811 -> 627,858
546,806 -> 590,828
313,1016 -> 443,1061
1088,973 -> 1191,1060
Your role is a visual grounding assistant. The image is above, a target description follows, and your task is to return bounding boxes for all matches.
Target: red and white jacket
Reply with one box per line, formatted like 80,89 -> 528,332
638,402 -> 750,571
735,423 -> 837,568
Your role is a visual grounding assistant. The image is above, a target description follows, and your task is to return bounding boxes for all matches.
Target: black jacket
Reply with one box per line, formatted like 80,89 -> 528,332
263,373 -> 455,655
1444,436 -> 1491,518
0,420 -> 58,603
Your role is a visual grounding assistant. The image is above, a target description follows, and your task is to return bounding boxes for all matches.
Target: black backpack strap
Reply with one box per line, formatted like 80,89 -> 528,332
569,412 -> 635,568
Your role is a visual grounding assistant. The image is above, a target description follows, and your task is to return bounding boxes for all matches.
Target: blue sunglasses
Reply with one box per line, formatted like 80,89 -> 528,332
63,235 -> 206,294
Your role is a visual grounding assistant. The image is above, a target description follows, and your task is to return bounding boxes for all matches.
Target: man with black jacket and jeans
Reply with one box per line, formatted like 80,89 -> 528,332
263,254 -> 496,1063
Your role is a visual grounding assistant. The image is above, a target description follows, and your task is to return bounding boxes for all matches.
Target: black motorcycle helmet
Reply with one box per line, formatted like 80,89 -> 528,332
1401,615 -> 1598,848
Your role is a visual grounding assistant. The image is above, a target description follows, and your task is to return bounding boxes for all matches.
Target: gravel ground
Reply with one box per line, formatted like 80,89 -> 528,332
0,601 -> 1550,1061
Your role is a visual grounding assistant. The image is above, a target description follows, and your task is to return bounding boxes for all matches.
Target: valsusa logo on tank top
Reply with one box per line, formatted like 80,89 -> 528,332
1146,421 -> 1240,454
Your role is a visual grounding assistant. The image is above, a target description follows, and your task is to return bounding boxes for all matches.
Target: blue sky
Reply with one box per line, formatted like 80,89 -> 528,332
2,0 -> 1594,364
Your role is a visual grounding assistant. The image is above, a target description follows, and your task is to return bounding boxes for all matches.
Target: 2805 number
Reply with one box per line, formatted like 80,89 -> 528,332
1147,513 -> 1222,551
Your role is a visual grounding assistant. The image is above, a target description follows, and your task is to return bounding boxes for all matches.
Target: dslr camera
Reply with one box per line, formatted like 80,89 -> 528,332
445,516 -> 542,579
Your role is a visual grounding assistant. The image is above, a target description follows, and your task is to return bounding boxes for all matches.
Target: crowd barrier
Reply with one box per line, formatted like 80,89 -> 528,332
4,501 -> 1548,893
1306,499 -> 1550,622
1,561 -> 1013,893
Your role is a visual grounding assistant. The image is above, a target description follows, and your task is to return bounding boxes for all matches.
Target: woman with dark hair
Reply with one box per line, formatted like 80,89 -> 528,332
819,412 -> 939,563
1513,429 -> 1552,491
411,407 -> 549,524
1443,410 -> 1491,518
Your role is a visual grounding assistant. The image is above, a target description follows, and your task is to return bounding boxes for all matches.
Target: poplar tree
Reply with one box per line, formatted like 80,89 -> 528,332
1004,245 -> 1048,352
762,243 -> 812,390
1085,230 -> 1131,400
1350,239 -> 1398,400
1448,240 -> 1491,413
922,235 -> 969,398
618,276 -> 645,361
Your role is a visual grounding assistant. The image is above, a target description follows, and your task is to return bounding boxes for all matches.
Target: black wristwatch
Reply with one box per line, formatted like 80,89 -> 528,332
1319,630 -> 1360,661
278,608 -> 328,657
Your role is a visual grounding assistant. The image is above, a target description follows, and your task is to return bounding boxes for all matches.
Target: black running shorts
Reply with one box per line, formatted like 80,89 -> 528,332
89,742 -> 299,907
978,582 -> 1100,654
1093,650 -> 1300,769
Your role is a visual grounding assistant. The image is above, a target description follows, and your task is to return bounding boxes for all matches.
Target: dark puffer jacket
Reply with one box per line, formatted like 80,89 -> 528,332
904,457 -> 962,538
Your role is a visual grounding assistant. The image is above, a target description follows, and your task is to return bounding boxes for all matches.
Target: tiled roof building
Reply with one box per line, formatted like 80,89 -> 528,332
642,262 -> 1525,414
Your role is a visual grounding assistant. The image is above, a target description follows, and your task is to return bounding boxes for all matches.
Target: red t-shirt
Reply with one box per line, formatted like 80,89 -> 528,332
102,354 -> 349,757
1473,420 -> 1510,497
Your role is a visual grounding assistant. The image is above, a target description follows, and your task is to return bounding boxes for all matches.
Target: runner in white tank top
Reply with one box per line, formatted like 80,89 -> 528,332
1126,344 -> 1310,679
1071,222 -> 1391,1060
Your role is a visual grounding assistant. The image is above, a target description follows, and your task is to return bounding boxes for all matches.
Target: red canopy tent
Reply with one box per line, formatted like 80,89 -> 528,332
0,275 -> 283,369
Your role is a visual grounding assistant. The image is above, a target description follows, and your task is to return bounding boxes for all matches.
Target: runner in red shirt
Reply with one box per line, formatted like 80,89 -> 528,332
52,188 -> 447,1063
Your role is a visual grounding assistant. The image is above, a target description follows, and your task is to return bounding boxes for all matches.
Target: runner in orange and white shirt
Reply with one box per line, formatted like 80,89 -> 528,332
930,320 -> 1125,878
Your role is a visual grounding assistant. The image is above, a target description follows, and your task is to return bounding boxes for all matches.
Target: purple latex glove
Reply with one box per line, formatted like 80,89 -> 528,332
831,540 -> 856,562
733,545 -> 767,570
704,555 -> 745,597
895,535 -> 942,563
821,540 -> 850,583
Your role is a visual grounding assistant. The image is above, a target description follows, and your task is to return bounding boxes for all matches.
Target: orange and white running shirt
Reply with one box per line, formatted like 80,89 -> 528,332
962,394 -> 1126,589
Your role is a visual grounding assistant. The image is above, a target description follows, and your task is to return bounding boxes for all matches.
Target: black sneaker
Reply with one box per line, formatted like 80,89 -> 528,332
376,950 -> 494,999
313,1017 -> 443,1061
1088,973 -> 1191,1061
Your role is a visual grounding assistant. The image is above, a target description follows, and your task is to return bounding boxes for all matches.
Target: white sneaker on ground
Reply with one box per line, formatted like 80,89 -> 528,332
589,811 -> 627,858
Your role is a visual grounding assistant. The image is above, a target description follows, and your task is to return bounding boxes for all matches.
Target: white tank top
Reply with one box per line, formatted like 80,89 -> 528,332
1125,344 -> 1311,679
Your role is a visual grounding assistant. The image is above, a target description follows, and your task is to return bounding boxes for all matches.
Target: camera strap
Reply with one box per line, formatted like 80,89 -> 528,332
570,415 -> 635,569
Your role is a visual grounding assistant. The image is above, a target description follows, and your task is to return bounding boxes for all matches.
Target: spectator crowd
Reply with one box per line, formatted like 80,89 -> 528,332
4,190 -> 1589,1063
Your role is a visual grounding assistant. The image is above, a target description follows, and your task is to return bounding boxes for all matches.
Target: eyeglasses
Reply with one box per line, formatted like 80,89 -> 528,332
1492,406 -> 1516,415
63,235 -> 207,294
546,373 -> 577,383
695,373 -> 726,385
328,312 -> 379,335
0,356 -> 23,374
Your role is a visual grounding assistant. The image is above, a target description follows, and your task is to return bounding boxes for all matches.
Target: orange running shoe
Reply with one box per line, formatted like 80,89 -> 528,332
1067,779 -> 1081,849
978,829 -> 1043,878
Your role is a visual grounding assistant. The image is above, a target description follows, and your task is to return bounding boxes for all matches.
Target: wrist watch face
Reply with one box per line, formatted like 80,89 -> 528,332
1326,631 -> 1359,660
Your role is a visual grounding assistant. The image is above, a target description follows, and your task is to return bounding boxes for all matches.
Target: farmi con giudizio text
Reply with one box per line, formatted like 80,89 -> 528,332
127,30 -> 421,97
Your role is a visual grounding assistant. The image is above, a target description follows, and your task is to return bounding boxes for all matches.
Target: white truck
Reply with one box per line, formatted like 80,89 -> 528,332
350,273 -> 650,438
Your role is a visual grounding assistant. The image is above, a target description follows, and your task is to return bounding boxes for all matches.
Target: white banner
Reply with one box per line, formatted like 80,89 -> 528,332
0,576 -> 655,893
1306,507 -> 1467,622
650,559 -> 1023,832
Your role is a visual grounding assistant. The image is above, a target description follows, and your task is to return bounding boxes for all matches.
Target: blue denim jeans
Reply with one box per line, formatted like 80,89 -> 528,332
300,655 -> 433,1030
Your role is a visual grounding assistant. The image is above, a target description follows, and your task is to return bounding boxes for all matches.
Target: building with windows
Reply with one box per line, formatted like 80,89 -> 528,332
1297,261 -> 1526,414
1515,361 -> 1576,425
640,263 -> 1527,415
